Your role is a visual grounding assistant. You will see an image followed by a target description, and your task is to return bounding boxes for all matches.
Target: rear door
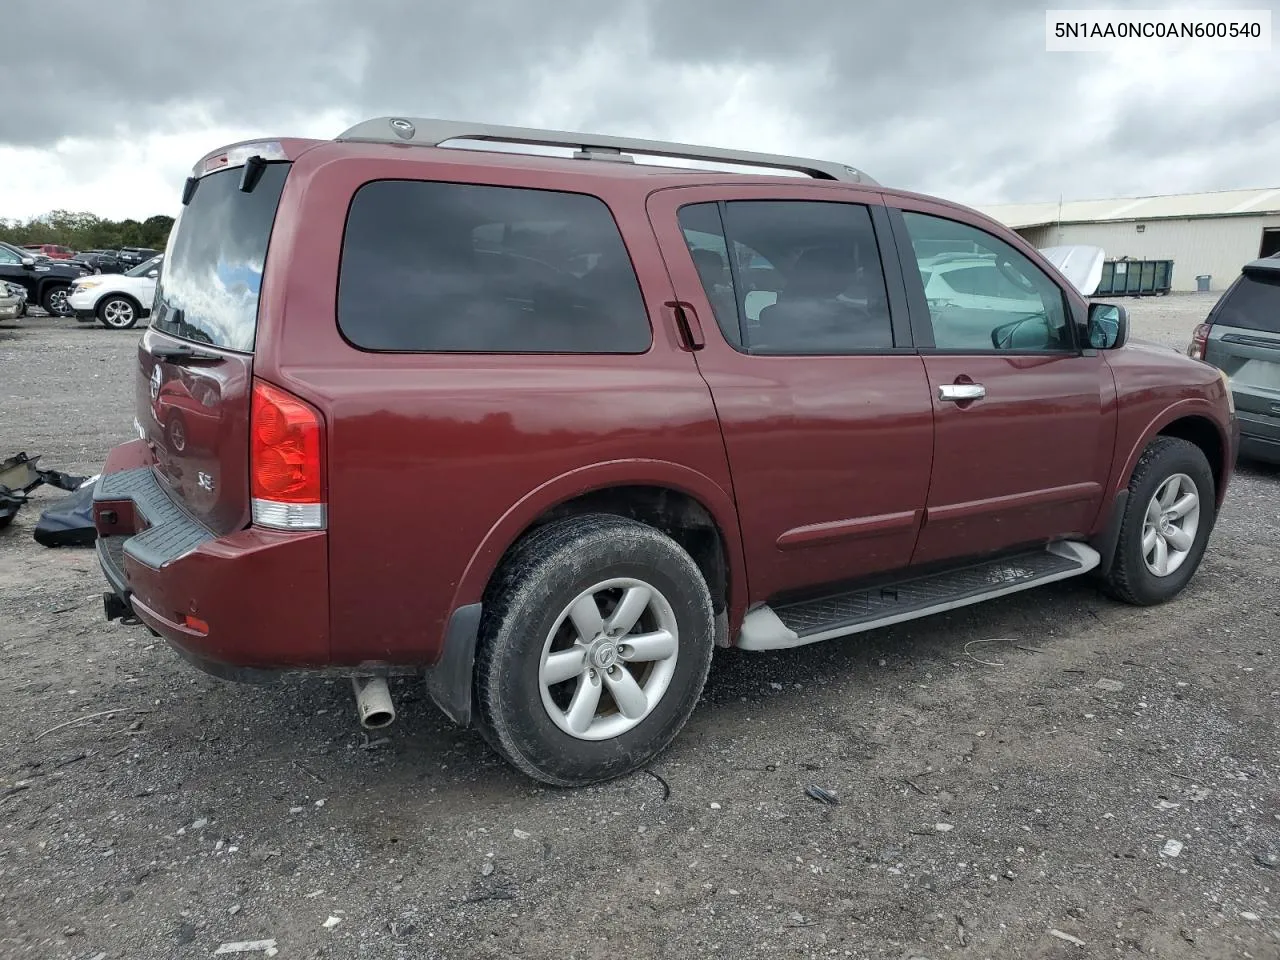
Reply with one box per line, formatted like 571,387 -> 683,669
889,202 -> 1113,566
1204,265 -> 1280,449
141,160 -> 291,535
648,185 -> 934,600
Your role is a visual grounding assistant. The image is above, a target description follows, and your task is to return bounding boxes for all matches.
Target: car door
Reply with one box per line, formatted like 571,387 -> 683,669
0,244 -> 30,292
648,185 -> 934,601
889,202 -> 1114,566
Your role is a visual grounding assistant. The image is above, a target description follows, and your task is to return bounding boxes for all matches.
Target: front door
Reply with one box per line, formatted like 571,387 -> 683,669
647,185 -> 935,601
890,203 -> 1114,566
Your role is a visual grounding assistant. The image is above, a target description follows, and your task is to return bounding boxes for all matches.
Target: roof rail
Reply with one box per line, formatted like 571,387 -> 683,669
334,117 -> 878,186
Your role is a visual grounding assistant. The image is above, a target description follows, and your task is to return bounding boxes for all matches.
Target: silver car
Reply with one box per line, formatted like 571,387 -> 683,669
0,281 -> 27,322
1190,256 -> 1280,463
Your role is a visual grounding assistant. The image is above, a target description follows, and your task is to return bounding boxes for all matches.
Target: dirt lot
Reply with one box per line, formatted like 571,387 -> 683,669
1,296 -> 1277,960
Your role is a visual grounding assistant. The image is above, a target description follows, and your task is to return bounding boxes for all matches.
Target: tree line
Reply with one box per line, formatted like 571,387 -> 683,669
0,211 -> 175,252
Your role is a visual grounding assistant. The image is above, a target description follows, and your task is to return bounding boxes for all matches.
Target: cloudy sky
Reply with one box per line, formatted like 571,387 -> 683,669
3,0 -> 1278,221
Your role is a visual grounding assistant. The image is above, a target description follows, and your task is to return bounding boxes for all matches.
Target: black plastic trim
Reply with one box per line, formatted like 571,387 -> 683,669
870,203 -> 914,349
1090,490 -> 1129,577
424,602 -> 483,727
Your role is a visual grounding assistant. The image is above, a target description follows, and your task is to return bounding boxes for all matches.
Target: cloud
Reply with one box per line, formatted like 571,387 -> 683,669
2,0 -> 1278,219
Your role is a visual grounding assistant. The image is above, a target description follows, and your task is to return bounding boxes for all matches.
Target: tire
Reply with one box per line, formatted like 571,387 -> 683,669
474,514 -> 715,787
1102,436 -> 1216,605
41,285 -> 70,317
97,295 -> 140,330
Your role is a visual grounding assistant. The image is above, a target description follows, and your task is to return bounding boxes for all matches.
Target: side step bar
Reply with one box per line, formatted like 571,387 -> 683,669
737,542 -> 1100,651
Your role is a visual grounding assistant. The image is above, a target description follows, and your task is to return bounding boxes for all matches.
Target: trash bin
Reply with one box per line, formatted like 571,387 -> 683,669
1196,275 -> 1211,292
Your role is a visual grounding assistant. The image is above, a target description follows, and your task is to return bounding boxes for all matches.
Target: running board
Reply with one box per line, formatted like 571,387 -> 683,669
737,541 -> 1100,651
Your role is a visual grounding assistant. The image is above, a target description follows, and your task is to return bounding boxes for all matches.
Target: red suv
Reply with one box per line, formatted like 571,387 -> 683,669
94,119 -> 1237,786
22,243 -> 76,259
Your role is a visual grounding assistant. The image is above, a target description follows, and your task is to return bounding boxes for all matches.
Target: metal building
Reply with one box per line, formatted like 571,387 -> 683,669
977,187 -> 1280,293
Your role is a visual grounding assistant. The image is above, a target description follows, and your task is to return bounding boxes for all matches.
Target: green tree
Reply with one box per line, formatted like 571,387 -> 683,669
0,211 -> 175,252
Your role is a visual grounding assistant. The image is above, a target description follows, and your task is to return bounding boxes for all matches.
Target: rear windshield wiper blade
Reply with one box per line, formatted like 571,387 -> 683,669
149,343 -> 222,364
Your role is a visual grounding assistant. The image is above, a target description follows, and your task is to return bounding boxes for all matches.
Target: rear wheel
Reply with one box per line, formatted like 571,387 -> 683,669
97,295 -> 140,329
41,285 -> 70,317
1102,437 -> 1216,605
474,514 -> 715,786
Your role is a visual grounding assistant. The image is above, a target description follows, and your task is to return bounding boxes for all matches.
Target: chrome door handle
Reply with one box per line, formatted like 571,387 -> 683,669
938,382 -> 986,402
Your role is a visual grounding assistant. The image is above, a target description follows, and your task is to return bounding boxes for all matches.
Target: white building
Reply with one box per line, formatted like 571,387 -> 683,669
978,187 -> 1280,293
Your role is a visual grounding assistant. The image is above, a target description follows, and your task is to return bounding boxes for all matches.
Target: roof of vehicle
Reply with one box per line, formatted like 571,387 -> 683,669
1243,256 -> 1280,275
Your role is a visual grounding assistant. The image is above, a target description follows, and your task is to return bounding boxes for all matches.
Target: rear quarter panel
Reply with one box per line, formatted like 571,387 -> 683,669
253,147 -> 743,666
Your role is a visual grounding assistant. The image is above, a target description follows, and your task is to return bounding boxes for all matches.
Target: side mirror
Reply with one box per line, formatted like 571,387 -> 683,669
1087,302 -> 1129,349
21,257 -> 36,268
147,270 -> 159,279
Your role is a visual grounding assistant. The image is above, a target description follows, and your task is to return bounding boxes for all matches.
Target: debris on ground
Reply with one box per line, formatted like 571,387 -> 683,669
32,482 -> 98,547
0,451 -> 89,530
1094,678 -> 1125,693
1161,839 -> 1184,858
323,916 -> 342,929
213,940 -> 278,955
805,785 -> 839,805
513,828 -> 531,839
1048,928 -> 1086,947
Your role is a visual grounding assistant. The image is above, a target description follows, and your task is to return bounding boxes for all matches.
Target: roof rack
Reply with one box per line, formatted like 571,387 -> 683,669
334,117 -> 878,186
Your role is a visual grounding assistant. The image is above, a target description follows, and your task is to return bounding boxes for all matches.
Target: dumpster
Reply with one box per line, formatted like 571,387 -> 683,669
1094,258 -> 1174,297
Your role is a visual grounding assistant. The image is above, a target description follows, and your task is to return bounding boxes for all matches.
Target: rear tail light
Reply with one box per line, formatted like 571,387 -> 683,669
250,379 -> 325,530
1188,322 -> 1211,360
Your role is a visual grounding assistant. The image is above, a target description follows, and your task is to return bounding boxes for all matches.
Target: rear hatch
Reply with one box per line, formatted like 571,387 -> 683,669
139,159 -> 290,535
1203,261 -> 1280,438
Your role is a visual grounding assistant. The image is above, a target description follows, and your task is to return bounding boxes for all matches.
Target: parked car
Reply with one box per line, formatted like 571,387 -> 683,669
0,240 -> 91,315
21,242 -> 76,260
1189,256 -> 1280,463
66,255 -> 162,329
93,119 -> 1237,787
117,247 -> 161,268
74,251 -> 128,274
0,281 -> 26,322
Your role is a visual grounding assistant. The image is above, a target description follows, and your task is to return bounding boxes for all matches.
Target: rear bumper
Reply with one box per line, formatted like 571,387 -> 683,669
1238,410 -> 1280,463
92,439 -> 482,724
93,439 -> 330,673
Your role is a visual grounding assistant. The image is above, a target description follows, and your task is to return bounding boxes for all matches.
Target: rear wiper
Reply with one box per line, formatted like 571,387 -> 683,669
150,343 -> 222,364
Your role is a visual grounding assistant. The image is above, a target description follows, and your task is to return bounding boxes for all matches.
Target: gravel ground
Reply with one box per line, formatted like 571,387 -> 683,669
1,296 -> 1277,960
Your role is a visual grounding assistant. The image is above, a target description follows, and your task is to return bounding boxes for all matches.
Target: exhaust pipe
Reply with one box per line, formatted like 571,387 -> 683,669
351,676 -> 395,730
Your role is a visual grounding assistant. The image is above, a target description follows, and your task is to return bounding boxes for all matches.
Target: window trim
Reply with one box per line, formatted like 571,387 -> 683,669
335,177 -> 654,356
674,197 -> 915,358
888,207 -> 1082,357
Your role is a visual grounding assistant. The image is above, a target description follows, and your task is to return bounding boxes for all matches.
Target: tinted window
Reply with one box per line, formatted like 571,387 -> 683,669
127,256 -> 162,278
1213,269 -> 1280,333
150,163 -> 289,351
0,246 -> 20,265
903,213 -> 1072,352
338,181 -> 650,353
678,200 -> 893,354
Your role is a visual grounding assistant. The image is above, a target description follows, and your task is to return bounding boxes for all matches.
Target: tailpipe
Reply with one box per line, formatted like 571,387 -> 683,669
351,676 -> 396,729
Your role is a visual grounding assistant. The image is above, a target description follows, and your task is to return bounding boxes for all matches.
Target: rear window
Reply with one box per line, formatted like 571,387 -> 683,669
1213,268 -> 1280,333
150,163 -> 290,351
337,180 -> 651,353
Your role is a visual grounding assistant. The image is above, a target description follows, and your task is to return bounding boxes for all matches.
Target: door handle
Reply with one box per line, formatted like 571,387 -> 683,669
938,382 -> 986,402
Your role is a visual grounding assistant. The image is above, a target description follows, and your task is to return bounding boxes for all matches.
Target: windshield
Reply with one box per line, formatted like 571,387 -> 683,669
149,162 -> 290,350
126,256 -> 162,278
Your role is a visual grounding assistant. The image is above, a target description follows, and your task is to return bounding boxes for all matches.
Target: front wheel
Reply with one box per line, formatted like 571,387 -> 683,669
474,514 -> 715,787
1102,437 -> 1216,605
97,295 -> 140,329
41,285 -> 70,317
